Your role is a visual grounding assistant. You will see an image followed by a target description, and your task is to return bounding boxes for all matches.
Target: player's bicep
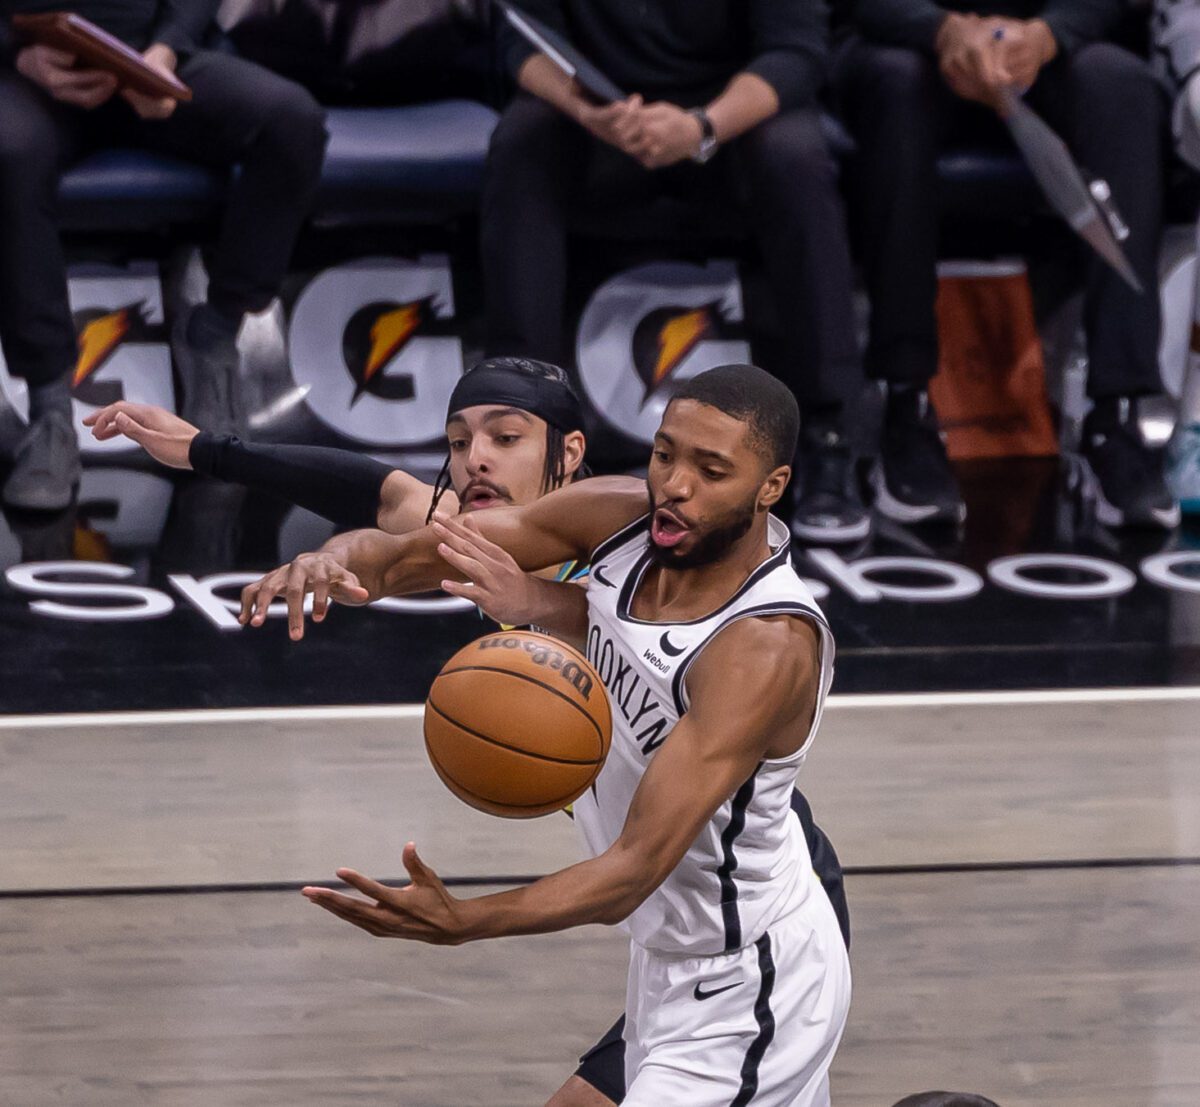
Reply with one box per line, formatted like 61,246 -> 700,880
376,471 -> 440,534
610,619 -> 820,888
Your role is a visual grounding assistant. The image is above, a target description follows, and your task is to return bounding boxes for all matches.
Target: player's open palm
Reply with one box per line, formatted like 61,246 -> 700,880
84,401 -> 199,469
431,513 -> 543,626
17,44 -> 117,108
302,844 -> 469,945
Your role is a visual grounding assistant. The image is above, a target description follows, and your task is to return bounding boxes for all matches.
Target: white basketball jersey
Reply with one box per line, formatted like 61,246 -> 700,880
576,513 -> 836,957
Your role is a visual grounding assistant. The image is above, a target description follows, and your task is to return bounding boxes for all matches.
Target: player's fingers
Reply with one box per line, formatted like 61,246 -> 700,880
285,563 -> 312,640
304,892 -> 387,935
402,843 -> 438,886
311,578 -> 330,623
435,515 -> 514,566
439,579 -> 477,600
437,543 -> 487,586
336,868 -> 398,904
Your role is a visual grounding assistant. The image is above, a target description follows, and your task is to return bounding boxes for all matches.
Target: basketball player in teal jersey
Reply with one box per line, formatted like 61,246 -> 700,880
242,364 -> 852,1106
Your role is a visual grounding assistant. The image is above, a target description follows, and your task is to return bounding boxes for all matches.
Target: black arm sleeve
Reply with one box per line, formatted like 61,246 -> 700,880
150,0 -> 221,56
188,433 -> 395,529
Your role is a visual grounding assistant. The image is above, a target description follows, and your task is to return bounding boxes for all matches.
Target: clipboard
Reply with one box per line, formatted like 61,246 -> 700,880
494,0 -> 624,104
12,12 -> 194,102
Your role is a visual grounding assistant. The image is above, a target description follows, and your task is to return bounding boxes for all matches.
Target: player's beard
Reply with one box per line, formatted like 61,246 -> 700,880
647,489 -> 757,570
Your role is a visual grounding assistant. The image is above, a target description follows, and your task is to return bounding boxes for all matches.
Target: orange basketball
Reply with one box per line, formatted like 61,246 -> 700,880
424,630 -> 613,819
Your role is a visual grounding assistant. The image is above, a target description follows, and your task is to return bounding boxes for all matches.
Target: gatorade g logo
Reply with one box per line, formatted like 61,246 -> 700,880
288,256 -> 463,446
342,298 -> 436,405
0,265 -> 173,456
72,304 -> 161,408
576,261 -> 750,444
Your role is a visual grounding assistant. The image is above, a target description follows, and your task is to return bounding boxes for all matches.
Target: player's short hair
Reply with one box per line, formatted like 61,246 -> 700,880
668,364 -> 800,470
891,1095 -> 1004,1107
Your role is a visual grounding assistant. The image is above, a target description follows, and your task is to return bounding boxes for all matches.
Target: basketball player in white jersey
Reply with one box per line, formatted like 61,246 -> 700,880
241,364 -> 852,1105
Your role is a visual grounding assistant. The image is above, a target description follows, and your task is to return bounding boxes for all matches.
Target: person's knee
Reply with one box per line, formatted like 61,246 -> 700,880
255,83 -> 328,175
0,112 -> 57,185
742,112 -> 837,189
1067,42 -> 1159,101
849,43 -> 937,105
487,96 -> 568,173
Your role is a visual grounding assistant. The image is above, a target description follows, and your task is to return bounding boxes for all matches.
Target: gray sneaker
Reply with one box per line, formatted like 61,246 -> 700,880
173,310 -> 245,438
2,409 -> 82,511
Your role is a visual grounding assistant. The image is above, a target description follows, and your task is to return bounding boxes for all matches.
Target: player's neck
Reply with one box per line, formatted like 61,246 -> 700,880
633,518 -> 773,623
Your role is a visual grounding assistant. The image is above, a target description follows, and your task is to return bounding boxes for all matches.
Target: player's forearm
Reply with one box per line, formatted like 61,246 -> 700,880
457,845 -> 656,940
706,73 -> 780,144
316,528 -> 450,600
517,53 -> 587,122
524,578 -> 589,648
189,434 -> 393,530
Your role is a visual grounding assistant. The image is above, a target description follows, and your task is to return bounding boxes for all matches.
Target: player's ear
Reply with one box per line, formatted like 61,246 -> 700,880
563,431 -> 586,479
757,464 -> 791,511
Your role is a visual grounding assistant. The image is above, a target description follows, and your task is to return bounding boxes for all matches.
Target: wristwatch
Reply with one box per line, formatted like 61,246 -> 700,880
689,108 -> 718,164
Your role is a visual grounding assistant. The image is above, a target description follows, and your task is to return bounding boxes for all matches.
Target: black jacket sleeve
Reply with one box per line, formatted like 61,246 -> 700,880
188,433 -> 396,529
150,0 -> 220,56
1038,0 -> 1122,55
852,0 -> 947,51
746,0 -> 831,110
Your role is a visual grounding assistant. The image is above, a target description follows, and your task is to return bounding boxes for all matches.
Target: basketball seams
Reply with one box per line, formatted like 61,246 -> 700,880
424,736 -> 582,817
435,664 -> 609,756
425,698 -> 603,766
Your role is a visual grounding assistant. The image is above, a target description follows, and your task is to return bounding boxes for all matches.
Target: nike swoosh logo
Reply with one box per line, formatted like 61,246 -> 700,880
593,565 -> 617,588
659,632 -> 686,657
693,980 -> 743,1001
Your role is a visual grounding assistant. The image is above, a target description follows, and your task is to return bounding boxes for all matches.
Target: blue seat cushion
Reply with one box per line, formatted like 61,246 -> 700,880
317,100 -> 498,220
57,99 -> 499,231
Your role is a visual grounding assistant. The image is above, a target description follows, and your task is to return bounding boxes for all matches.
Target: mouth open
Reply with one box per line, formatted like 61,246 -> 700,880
463,486 -> 507,511
652,508 -> 691,548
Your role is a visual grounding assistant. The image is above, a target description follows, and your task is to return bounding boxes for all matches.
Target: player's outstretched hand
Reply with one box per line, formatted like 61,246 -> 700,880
83,401 -> 199,469
432,513 -> 546,626
301,843 -> 469,945
239,553 -> 370,640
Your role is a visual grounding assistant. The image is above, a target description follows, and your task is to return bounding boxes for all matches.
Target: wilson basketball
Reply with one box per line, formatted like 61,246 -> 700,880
424,630 -> 613,818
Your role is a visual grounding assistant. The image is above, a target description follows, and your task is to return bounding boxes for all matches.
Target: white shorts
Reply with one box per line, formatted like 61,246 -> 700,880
622,892 -> 851,1107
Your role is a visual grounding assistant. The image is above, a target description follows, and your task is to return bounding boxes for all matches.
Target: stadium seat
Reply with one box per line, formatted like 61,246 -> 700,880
57,99 -> 500,232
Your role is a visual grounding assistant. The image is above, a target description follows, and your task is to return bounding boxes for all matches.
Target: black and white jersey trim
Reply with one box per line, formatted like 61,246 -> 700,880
615,541 -> 792,627
670,601 -> 830,717
590,514 -> 650,569
718,768 -> 760,953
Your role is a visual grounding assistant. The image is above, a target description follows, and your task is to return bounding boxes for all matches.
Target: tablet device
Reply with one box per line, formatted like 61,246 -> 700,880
12,12 -> 194,101
494,0 -> 624,104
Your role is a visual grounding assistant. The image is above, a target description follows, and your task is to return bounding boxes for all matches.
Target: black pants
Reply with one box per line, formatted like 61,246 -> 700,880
833,38 -> 1165,398
0,51 -> 327,386
481,93 -> 862,411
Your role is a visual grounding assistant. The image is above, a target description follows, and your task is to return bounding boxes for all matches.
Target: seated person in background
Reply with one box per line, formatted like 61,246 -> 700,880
481,0 -> 873,545
0,0 -> 327,510
1154,0 -> 1200,514
834,0 -> 1178,529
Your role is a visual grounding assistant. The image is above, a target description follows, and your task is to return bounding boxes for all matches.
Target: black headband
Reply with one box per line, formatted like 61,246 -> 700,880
446,362 -> 585,434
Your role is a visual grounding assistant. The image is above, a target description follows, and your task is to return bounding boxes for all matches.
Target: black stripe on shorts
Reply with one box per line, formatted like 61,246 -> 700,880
731,932 -> 777,1106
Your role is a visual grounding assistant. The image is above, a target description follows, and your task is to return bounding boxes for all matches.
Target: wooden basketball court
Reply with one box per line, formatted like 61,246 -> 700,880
2,690 -> 1198,1105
